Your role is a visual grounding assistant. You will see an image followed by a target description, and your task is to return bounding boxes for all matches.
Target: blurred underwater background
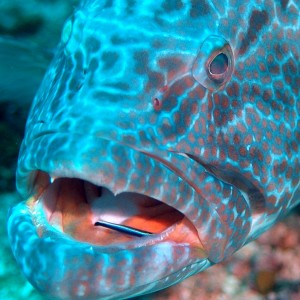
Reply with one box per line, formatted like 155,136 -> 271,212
0,1 -> 299,299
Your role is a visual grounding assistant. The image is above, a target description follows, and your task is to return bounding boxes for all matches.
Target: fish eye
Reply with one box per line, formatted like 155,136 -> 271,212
192,35 -> 234,91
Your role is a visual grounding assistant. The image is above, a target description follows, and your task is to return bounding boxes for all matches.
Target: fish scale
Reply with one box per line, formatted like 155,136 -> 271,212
7,0 -> 300,299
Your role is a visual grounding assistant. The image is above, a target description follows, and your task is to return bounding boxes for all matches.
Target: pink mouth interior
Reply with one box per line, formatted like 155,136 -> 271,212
30,171 -> 205,249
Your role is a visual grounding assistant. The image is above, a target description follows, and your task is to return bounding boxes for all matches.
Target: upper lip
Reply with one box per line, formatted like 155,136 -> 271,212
27,127 -> 212,197
28,127 -> 258,212
27,124 -> 256,210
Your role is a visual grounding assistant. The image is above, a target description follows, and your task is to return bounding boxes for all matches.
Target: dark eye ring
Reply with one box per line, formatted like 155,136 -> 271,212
192,35 -> 234,91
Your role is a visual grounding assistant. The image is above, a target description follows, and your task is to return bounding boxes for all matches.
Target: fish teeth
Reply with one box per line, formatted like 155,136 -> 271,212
50,176 -> 57,184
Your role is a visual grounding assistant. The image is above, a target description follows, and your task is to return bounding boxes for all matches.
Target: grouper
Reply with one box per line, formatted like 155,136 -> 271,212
6,0 -> 300,299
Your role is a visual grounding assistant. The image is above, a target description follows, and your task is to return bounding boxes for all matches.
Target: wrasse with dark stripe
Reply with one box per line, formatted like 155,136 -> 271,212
95,221 -> 152,237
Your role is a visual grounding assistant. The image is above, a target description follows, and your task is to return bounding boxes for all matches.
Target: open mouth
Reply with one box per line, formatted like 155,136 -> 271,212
30,171 -> 205,250
9,132 -> 252,299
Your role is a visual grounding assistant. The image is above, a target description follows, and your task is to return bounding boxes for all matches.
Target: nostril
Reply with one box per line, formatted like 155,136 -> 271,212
152,97 -> 162,111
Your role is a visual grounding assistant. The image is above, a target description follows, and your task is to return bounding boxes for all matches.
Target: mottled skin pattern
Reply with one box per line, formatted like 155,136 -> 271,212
7,0 -> 300,299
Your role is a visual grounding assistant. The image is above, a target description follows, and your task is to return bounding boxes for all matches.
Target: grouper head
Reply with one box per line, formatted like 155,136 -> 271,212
7,0 -> 300,299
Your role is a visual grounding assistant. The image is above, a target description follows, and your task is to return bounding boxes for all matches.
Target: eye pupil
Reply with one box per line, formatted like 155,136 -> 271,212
209,53 -> 228,75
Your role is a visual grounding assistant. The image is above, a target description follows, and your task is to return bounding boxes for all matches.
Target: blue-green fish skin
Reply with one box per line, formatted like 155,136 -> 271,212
7,0 -> 300,299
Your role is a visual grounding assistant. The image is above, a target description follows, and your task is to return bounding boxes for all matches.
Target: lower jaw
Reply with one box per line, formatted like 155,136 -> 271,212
7,173 -> 209,300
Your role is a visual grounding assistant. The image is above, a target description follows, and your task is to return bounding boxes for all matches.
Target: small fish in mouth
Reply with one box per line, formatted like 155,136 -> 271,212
94,221 -> 153,237
6,0 -> 300,299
